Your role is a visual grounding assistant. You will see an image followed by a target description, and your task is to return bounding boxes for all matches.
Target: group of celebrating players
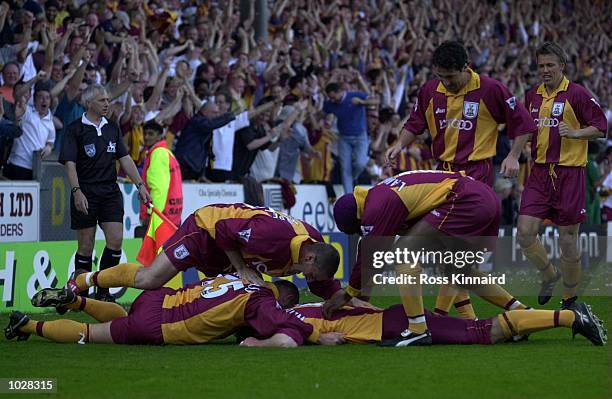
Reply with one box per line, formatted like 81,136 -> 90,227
5,40 -> 608,348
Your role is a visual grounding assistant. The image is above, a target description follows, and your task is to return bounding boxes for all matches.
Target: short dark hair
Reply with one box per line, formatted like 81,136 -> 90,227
273,280 -> 300,307
379,107 -> 395,124
432,41 -> 468,71
536,42 -> 567,67
288,74 -> 304,90
310,242 -> 340,278
143,121 -> 163,136
325,82 -> 341,94
34,80 -> 52,96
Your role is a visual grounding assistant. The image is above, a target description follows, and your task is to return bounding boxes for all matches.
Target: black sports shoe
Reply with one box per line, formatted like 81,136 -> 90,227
571,303 -> 607,346
379,329 -> 432,347
4,311 -> 31,341
538,268 -> 562,305
561,296 -> 578,310
31,288 -> 77,315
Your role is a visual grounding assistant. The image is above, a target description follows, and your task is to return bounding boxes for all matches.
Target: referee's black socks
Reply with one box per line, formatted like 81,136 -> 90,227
96,247 -> 122,299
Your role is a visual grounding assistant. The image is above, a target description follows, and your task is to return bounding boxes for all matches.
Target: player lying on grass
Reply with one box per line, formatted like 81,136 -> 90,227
4,275 -> 341,346
240,302 -> 607,347
63,203 -> 345,304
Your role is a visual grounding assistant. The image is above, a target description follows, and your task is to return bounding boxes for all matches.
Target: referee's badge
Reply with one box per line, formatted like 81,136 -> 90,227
107,141 -> 116,153
463,101 -> 479,119
552,102 -> 565,117
173,244 -> 190,260
84,143 -> 96,157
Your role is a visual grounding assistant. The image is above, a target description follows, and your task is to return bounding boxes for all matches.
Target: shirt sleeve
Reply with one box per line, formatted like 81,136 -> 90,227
115,127 -> 129,159
488,82 -> 537,139
58,122 -> 78,164
234,111 -> 250,130
573,87 -> 608,134
347,192 -> 409,294
403,86 -> 429,135
244,289 -> 317,345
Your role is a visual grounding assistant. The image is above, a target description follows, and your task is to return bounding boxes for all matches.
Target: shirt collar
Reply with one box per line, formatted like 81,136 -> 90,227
536,76 -> 570,99
81,113 -> 109,136
436,68 -> 481,96
290,235 -> 315,264
32,104 -> 52,120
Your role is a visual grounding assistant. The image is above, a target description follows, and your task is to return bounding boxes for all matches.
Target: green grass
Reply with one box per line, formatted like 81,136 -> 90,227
1,296 -> 610,399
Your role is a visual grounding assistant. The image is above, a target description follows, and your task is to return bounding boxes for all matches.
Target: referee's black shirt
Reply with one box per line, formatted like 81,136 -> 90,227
59,115 -> 128,184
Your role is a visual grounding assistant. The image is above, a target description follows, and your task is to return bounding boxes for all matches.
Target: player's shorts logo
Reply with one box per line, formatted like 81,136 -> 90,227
84,144 -> 96,157
173,244 -> 190,260
430,209 -> 441,217
463,101 -> 479,119
552,102 -> 565,117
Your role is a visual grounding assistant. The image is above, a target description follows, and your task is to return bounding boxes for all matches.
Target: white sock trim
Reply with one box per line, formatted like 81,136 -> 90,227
85,272 -> 94,287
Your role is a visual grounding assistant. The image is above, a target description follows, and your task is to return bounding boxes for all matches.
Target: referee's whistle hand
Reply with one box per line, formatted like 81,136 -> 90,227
74,191 -> 89,215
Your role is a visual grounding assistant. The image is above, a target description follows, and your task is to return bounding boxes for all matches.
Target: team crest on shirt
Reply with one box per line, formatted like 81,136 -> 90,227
84,144 -> 96,157
173,244 -> 190,260
463,101 -> 479,119
552,102 -> 565,117
107,141 -> 116,153
238,228 -> 252,242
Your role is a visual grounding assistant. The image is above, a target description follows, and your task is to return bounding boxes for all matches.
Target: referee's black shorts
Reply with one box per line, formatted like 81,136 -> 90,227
70,183 -> 124,230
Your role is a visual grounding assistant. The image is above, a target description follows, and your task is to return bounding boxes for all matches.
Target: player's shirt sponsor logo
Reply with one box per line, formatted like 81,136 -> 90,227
84,143 -> 96,157
462,101 -> 479,119
107,141 -> 116,153
238,228 -> 251,242
534,117 -> 559,127
439,118 -> 473,130
173,244 -> 190,260
551,102 -> 565,117
435,107 -> 446,114
505,96 -> 517,110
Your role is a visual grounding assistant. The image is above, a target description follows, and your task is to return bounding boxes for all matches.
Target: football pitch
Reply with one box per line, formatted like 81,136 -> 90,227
1,295 -> 610,399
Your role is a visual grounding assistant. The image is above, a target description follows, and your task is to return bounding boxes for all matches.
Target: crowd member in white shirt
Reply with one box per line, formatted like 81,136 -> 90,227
4,81 -> 55,180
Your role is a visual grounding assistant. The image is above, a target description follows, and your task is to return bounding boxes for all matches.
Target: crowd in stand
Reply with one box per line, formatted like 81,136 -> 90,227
0,0 -> 610,222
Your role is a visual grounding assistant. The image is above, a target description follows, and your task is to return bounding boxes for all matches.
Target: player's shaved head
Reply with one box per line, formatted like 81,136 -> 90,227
273,280 -> 300,308
309,243 -> 340,278
432,41 -> 468,71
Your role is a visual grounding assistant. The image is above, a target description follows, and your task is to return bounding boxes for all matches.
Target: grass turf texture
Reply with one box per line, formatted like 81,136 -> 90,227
1,295 -> 610,399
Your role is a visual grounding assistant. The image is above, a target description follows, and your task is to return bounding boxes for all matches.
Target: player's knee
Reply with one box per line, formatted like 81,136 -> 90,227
134,268 -> 163,290
517,223 -> 537,247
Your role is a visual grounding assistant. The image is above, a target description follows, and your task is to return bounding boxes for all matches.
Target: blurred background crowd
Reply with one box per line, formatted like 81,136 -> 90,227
0,0 -> 610,223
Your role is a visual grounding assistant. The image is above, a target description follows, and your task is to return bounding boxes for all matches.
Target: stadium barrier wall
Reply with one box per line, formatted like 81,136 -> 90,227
0,181 -> 39,243
0,239 -> 143,313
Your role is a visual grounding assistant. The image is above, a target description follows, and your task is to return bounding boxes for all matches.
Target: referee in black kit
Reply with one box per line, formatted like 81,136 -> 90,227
59,84 -> 151,301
